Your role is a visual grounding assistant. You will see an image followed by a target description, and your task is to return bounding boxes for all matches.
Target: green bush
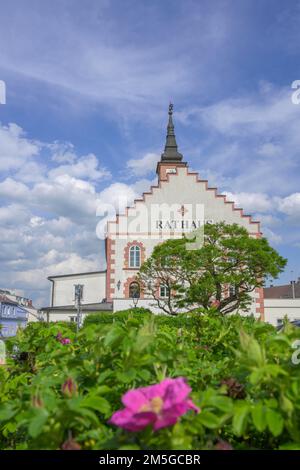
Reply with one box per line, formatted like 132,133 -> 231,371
83,308 -> 152,325
0,311 -> 299,450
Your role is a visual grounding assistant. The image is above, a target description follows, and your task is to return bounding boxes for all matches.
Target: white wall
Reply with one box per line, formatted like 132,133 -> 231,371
43,311 -> 93,322
113,298 -> 166,314
264,299 -> 300,326
51,272 -> 106,307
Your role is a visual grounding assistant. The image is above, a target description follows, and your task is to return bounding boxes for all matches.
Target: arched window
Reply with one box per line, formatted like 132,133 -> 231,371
129,245 -> 141,268
129,282 -> 140,299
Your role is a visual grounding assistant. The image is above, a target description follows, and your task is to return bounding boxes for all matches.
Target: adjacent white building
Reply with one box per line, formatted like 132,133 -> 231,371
263,280 -> 300,326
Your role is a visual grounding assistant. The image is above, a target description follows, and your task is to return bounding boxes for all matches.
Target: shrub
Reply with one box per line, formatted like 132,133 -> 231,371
0,311 -> 299,450
83,308 -> 152,326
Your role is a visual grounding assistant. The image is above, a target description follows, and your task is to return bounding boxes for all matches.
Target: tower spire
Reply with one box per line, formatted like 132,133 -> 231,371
161,103 -> 183,161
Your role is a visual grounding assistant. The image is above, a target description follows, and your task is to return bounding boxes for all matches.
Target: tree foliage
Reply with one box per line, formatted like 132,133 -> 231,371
138,222 -> 286,315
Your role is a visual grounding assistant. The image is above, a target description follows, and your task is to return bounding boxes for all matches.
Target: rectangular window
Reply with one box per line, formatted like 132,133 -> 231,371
74,285 -> 84,302
160,285 -> 170,298
129,246 -> 141,268
229,286 -> 238,297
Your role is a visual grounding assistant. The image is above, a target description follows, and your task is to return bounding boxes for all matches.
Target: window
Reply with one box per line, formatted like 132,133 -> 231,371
74,284 -> 84,302
129,245 -> 141,268
277,318 -> 283,326
229,285 -> 238,297
129,282 -> 140,299
160,285 -> 170,298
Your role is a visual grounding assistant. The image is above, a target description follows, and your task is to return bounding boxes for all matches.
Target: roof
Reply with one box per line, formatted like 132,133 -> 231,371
48,270 -> 106,280
264,282 -> 300,299
41,302 -> 113,313
0,294 -> 18,305
160,103 -> 183,162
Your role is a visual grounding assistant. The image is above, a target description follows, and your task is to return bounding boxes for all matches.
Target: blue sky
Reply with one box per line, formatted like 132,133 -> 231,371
0,0 -> 300,306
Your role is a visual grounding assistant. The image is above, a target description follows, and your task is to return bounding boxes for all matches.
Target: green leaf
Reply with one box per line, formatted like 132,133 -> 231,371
249,368 -> 265,385
247,338 -> 264,366
119,444 -> 141,450
233,404 -> 249,436
211,396 -> 233,413
95,385 -> 111,395
103,325 -> 124,348
279,442 -> 300,450
138,369 -> 152,381
81,396 -> 111,415
0,405 -> 16,421
280,395 -> 293,414
28,409 -> 49,438
266,409 -> 284,437
251,404 -> 267,432
116,369 -> 137,383
198,410 -> 220,429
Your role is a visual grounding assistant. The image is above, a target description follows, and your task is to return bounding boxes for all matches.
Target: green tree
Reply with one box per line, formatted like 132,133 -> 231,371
138,222 -> 286,315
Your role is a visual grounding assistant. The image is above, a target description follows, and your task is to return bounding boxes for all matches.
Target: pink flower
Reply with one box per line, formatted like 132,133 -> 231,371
56,332 -> 71,345
109,377 -> 199,432
210,299 -> 220,309
61,338 -> 71,345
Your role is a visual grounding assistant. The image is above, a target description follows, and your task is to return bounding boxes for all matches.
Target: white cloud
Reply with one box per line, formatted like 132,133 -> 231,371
14,253 -> 100,291
0,203 -> 30,225
199,85 -> 299,136
224,191 -> 274,213
0,123 -> 40,170
263,228 -> 283,245
30,216 -> 45,228
255,213 -> 281,227
15,161 -> 47,183
49,142 -> 77,163
126,152 -> 159,177
96,182 -> 137,213
49,153 -> 111,181
278,193 -> 300,218
31,175 -> 99,222
0,121 -> 157,306
257,142 -> 282,158
0,177 -> 30,200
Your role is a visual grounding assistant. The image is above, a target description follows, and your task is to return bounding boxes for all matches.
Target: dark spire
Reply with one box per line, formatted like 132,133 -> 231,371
161,103 -> 183,161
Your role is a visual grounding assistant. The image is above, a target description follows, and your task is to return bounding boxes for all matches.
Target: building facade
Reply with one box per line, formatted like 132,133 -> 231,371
0,294 -> 28,337
0,288 -> 40,323
263,279 -> 300,326
44,105 -> 265,321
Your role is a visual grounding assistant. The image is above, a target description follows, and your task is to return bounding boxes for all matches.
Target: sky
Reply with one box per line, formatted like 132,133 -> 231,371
0,0 -> 300,307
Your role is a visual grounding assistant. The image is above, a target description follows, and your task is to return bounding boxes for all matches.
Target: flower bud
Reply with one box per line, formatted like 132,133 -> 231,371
61,377 -> 77,397
32,395 -> 44,408
215,439 -> 233,450
61,437 -> 81,450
